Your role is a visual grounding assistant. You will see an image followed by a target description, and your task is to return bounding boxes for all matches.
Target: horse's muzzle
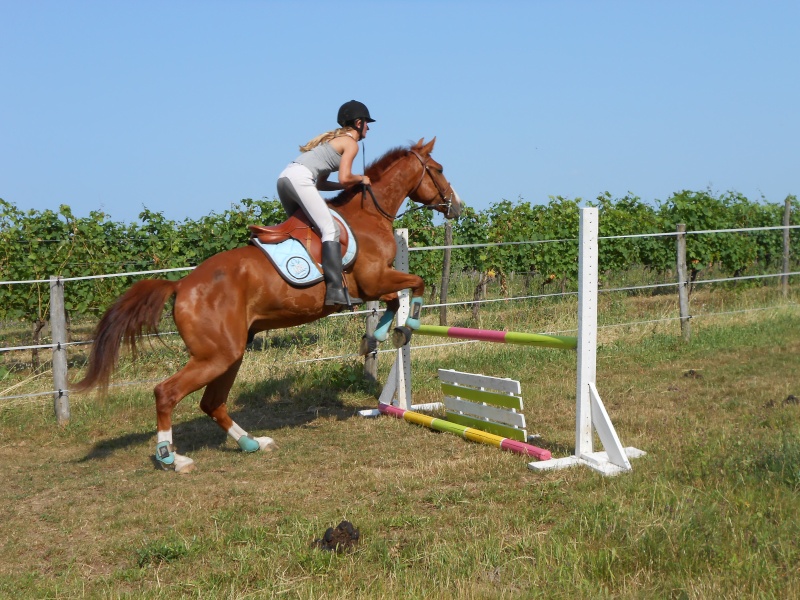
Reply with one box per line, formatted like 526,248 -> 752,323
446,187 -> 464,219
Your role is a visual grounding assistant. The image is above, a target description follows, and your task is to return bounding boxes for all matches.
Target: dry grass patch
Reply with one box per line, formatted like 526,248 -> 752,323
1,284 -> 799,598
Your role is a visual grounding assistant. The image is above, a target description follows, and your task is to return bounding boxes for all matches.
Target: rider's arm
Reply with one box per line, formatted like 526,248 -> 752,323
316,173 -> 343,191
335,137 -> 371,187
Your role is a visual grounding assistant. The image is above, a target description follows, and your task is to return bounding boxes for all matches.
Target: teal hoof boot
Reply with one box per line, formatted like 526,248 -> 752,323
373,324 -> 390,342
237,434 -> 261,453
155,441 -> 175,468
406,297 -> 423,330
374,311 -> 396,341
405,316 -> 421,330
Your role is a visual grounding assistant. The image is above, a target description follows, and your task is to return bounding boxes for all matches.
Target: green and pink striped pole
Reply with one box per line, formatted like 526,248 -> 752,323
379,403 -> 552,461
415,325 -> 577,351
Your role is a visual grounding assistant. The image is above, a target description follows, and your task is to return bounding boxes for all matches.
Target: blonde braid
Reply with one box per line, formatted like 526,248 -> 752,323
299,127 -> 356,152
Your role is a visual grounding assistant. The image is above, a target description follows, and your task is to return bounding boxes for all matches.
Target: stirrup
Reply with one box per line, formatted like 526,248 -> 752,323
343,287 -> 363,307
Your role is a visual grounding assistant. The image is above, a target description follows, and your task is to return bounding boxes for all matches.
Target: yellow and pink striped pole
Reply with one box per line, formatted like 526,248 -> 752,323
379,403 -> 551,461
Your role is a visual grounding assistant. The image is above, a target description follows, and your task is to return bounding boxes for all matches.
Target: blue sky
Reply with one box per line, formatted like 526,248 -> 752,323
2,1 -> 798,224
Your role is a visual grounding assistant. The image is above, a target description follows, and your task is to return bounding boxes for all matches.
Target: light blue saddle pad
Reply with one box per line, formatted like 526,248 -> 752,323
250,216 -> 357,287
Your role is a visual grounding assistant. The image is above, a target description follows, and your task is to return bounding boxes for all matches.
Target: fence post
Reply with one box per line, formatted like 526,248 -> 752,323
363,301 -> 379,382
783,196 -> 792,298
439,221 -> 452,326
676,224 -> 691,342
50,276 -> 70,425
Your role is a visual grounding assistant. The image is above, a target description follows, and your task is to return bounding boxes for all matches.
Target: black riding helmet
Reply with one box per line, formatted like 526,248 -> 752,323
337,100 -> 376,127
337,100 -> 375,139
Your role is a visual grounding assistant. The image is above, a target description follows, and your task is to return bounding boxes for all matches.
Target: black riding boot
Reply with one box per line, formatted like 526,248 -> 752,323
321,241 -> 362,307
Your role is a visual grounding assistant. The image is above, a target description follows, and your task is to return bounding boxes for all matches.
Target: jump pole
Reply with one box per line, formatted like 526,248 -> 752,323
379,403 -> 552,461
414,325 -> 577,350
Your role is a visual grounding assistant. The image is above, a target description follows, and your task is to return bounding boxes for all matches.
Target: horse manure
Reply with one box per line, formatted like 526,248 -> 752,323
312,520 -> 360,552
765,395 -> 798,409
683,369 -> 702,379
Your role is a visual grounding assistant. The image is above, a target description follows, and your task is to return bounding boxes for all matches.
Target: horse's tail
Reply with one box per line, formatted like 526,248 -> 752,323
72,279 -> 178,394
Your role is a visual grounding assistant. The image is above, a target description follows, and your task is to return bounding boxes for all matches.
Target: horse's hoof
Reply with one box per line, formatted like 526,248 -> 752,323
392,326 -> 413,348
359,334 -> 378,356
255,436 -> 278,451
174,454 -> 195,474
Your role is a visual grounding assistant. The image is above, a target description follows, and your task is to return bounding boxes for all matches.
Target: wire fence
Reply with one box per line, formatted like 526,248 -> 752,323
2,225 -> 798,404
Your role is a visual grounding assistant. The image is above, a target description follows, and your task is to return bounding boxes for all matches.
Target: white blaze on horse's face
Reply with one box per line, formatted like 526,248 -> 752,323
447,186 -> 464,219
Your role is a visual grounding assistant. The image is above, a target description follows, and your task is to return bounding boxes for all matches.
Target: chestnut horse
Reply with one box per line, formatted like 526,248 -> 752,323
73,138 -> 462,472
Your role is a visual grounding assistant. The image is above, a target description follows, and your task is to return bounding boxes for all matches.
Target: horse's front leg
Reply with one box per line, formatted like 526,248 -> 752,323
199,358 -> 278,454
358,292 -> 401,355
356,271 -> 427,352
377,272 -> 425,330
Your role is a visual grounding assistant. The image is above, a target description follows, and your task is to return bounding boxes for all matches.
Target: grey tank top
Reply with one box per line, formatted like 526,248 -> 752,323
292,142 -> 342,179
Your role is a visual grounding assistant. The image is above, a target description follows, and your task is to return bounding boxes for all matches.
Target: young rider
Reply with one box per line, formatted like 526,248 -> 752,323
276,100 -> 375,307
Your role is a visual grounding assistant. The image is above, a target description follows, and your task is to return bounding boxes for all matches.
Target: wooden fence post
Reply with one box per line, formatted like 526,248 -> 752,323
676,224 -> 691,342
50,276 -> 70,425
439,221 -> 452,326
783,196 -> 792,298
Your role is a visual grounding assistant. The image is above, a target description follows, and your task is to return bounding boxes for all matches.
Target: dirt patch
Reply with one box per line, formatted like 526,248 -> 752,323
312,520 -> 360,553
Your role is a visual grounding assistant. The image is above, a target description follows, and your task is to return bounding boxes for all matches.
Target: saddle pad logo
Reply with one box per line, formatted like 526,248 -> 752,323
286,256 -> 311,279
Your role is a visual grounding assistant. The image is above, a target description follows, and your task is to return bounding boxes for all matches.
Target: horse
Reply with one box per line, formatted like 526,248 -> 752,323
73,137 -> 463,473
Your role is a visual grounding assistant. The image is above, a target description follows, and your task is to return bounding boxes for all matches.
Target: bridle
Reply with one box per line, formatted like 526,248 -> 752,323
363,149 -> 457,221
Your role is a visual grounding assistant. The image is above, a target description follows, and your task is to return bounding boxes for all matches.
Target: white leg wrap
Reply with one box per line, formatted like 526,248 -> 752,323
227,422 -> 247,442
157,429 -> 172,444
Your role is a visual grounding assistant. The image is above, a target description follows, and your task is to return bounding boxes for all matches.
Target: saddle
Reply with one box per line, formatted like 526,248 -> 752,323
247,210 -> 357,287
248,210 -> 350,265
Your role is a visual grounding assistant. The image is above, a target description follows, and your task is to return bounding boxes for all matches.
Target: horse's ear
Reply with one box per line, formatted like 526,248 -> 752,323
414,137 -> 425,149
422,137 -> 436,155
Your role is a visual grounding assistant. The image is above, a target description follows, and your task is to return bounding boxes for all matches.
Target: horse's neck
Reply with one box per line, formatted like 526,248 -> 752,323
367,156 -> 417,217
336,154 -> 416,221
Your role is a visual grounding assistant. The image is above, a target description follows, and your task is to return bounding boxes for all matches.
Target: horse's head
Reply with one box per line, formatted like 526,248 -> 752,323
406,138 -> 463,219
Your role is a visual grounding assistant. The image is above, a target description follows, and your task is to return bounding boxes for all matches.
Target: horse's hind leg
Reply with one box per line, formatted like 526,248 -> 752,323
154,356 -> 236,473
199,358 -> 277,453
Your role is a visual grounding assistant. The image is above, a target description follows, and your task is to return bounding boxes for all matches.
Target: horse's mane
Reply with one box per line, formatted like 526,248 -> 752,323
328,145 -> 410,206
364,145 -> 409,179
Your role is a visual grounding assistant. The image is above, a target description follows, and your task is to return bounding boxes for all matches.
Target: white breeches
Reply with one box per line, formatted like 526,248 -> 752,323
277,163 -> 339,242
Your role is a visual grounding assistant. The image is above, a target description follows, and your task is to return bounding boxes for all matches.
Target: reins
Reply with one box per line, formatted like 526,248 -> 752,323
361,148 -> 456,221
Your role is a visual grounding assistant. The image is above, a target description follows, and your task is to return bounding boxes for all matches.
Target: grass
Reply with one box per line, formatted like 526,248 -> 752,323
0,277 -> 799,598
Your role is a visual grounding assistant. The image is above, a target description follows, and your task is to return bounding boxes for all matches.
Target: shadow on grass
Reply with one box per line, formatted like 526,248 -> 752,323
535,439 -> 576,458
78,363 -> 380,463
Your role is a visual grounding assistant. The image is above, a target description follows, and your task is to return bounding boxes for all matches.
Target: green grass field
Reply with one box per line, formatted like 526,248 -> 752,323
1,284 -> 799,599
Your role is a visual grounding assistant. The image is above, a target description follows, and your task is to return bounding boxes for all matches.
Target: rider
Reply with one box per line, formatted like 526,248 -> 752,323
276,100 -> 375,307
